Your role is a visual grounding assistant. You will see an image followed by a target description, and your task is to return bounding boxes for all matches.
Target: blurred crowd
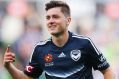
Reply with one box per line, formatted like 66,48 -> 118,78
0,0 -> 119,79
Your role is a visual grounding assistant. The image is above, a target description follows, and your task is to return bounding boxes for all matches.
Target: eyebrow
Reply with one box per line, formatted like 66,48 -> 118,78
46,14 -> 59,17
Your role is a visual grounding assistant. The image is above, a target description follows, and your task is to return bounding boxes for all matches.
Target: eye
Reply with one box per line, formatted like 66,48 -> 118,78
46,16 -> 50,20
53,15 -> 59,19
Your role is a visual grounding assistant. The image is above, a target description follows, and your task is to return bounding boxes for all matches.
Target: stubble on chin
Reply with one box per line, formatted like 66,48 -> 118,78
51,30 -> 65,37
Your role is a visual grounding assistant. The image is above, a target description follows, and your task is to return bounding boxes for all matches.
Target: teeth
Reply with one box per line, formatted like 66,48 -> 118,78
49,25 -> 56,28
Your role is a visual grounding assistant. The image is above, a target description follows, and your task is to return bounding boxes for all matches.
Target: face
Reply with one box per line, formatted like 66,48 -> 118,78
46,7 -> 71,36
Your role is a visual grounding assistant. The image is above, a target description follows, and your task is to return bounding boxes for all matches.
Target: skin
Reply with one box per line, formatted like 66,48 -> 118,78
3,7 -> 115,79
46,7 -> 71,47
3,46 -> 33,79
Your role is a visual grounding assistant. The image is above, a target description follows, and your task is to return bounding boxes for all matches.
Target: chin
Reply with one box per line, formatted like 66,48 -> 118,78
50,32 -> 58,35
50,31 -> 63,37
49,30 -> 57,34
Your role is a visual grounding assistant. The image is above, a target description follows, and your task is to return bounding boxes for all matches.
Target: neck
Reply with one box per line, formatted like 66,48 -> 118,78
52,30 -> 69,47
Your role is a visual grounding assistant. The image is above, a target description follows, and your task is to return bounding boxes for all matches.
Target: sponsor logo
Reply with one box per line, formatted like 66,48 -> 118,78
44,54 -> 54,67
45,62 -> 54,67
70,50 -> 81,61
58,52 -> 66,58
98,61 -> 107,68
25,65 -> 34,72
44,54 -> 53,63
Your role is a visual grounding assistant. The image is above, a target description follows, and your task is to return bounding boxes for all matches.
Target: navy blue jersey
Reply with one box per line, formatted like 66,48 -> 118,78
24,31 -> 109,79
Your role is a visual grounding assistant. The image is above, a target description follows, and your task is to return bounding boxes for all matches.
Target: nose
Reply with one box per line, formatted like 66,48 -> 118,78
48,18 -> 55,24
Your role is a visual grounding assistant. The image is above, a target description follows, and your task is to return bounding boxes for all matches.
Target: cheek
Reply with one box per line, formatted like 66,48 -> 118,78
58,24 -> 67,31
61,21 -> 67,28
58,20 -> 66,26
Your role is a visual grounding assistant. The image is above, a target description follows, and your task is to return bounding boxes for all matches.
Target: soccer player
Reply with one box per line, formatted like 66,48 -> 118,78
3,1 -> 115,79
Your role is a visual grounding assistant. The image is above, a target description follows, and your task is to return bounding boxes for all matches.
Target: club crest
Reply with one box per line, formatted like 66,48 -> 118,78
70,50 -> 81,61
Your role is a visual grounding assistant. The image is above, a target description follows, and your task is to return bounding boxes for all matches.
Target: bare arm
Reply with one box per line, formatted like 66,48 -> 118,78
101,67 -> 115,79
5,63 -> 33,79
3,46 -> 33,79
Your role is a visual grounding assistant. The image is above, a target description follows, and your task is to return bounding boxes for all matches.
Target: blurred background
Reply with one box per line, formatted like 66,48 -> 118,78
0,0 -> 119,79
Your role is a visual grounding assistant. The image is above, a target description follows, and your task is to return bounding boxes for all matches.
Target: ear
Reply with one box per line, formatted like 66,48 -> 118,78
66,17 -> 71,26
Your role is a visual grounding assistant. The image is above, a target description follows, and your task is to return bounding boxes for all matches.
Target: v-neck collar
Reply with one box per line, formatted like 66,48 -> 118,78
51,31 -> 72,50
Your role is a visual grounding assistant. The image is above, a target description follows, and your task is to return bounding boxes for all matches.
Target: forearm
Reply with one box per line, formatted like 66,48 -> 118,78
102,68 -> 115,79
103,72 -> 115,79
3,46 -> 32,79
6,63 -> 31,79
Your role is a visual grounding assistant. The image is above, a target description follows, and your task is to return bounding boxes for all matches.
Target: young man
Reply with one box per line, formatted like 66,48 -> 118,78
3,1 -> 114,79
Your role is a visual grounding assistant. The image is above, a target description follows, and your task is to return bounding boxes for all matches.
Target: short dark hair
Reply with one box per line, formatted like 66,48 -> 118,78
45,0 -> 70,17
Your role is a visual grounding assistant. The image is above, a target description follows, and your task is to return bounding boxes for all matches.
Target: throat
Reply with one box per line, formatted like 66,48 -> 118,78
54,38 -> 66,47
52,31 -> 69,47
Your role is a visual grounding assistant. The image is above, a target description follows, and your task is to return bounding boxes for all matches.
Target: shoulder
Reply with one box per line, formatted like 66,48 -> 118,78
36,38 -> 51,46
32,38 -> 51,53
71,33 -> 92,42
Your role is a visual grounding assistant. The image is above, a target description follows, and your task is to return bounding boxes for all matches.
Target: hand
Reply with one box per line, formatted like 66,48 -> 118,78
3,45 -> 16,67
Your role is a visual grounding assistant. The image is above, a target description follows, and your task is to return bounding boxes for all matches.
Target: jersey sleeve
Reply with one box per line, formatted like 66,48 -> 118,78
24,45 -> 43,78
85,38 -> 110,71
